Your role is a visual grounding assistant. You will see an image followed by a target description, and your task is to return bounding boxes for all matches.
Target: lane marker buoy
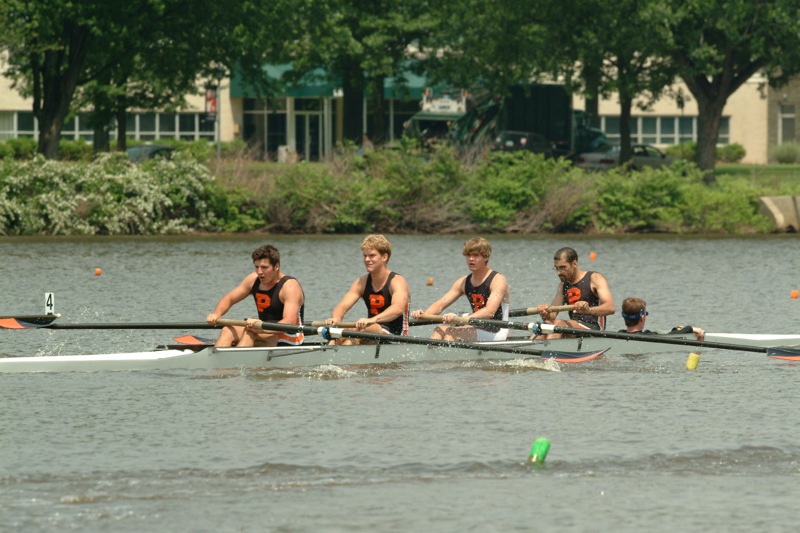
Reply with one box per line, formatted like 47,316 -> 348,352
528,437 -> 550,464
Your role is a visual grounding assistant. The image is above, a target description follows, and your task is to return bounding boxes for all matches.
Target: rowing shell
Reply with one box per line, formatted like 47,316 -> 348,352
0,341 -> 605,373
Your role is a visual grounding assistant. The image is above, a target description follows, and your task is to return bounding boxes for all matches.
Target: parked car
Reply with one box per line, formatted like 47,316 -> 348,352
491,131 -> 555,158
576,143 -> 675,171
126,144 -> 174,163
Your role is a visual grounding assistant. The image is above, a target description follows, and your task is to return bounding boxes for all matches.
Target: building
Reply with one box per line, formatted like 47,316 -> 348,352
0,67 -> 796,164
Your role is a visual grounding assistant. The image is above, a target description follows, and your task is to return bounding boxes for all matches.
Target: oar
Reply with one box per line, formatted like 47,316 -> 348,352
0,314 -> 62,329
305,318 -> 442,328
0,315 -> 218,330
216,318 -> 607,363
509,305 -> 575,318
417,313 -> 538,330
534,323 -> 800,359
305,320 -> 358,328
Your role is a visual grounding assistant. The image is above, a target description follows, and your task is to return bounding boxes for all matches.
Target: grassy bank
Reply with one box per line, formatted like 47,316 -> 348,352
2,147 -> 799,236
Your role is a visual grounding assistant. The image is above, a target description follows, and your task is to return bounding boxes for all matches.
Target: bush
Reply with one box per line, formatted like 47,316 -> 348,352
0,141 -> 13,160
6,137 -> 37,159
59,139 -> 93,161
769,142 -> 800,164
665,142 -> 696,161
0,153 -> 217,235
717,143 -> 745,163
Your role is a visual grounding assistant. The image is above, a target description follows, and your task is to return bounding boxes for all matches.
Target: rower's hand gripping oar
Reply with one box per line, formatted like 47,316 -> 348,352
216,318 -> 607,363
534,323 -> 800,359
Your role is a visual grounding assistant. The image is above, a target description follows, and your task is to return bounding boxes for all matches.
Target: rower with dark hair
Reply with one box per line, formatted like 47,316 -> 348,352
535,246 -> 615,339
206,244 -> 305,347
621,297 -> 705,340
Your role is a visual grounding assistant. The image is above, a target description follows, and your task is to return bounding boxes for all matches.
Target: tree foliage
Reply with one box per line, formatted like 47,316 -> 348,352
284,0 -> 437,143
0,0 -> 281,158
655,0 -> 800,179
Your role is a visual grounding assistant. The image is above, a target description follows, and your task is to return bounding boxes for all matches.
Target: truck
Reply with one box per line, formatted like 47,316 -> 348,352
408,83 -> 608,158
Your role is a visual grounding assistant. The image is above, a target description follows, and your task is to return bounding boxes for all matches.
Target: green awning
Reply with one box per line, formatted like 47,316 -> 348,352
230,64 -> 340,99
231,62 -> 434,101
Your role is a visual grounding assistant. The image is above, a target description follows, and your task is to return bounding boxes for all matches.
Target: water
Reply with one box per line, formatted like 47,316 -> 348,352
1,235 -> 799,531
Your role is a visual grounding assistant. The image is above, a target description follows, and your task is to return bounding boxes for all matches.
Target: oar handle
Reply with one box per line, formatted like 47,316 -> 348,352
306,320 -> 358,328
417,313 -> 445,323
510,305 -> 575,317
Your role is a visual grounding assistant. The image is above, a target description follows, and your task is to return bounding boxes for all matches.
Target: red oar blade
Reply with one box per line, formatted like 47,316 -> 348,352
173,335 -> 214,346
541,347 -> 608,364
767,346 -> 800,360
0,315 -> 59,329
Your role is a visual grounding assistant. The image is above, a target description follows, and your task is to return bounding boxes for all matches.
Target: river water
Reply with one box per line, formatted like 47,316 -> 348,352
1,234 -> 799,532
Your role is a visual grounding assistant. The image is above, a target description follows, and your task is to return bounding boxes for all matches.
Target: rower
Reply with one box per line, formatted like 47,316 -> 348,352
411,237 -> 510,342
534,246 -> 615,339
206,244 -> 306,347
323,234 -> 410,345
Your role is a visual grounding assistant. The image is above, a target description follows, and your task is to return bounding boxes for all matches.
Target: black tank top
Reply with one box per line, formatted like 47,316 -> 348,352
251,275 -> 305,323
562,271 -> 601,329
465,271 -> 503,332
362,272 -> 408,336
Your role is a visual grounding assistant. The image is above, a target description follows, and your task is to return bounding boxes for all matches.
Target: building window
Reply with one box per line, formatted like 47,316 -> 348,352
0,110 -> 213,142
18,112 -> 37,138
779,104 -> 795,144
600,115 -> 730,145
0,112 -> 13,140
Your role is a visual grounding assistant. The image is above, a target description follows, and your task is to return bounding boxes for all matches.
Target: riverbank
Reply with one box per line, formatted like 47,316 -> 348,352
2,147 -> 799,236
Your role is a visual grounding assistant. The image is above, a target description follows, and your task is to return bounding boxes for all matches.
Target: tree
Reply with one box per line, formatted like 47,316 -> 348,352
553,0 -> 675,164
428,0 -> 675,163
287,0 -> 436,144
658,0 -> 800,181
0,0 -> 282,158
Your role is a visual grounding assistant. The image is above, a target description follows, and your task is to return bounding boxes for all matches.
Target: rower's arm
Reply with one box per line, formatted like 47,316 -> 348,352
421,277 -> 465,316
539,285 -> 564,322
372,274 -> 410,323
329,277 -> 364,323
208,272 -> 256,323
278,279 -> 304,325
588,272 -> 616,317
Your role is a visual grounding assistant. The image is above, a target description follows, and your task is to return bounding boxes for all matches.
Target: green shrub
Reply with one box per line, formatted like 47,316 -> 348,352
176,140 -> 213,164
665,142 -> 696,161
0,153 -> 216,235
59,139 -> 93,161
769,142 -> 800,163
717,143 -> 745,163
6,137 -> 37,159
0,141 -> 13,160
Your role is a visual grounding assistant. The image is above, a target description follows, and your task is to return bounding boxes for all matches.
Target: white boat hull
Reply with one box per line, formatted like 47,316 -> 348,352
1,332 -> 797,373
0,342 -> 564,373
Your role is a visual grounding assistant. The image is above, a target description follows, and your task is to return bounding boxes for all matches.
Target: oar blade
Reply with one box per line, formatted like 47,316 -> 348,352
541,347 -> 609,363
767,346 -> 800,360
173,334 -> 215,346
0,315 -> 59,329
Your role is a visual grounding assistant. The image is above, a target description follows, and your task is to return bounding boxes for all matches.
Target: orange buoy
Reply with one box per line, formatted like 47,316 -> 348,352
589,251 -> 597,261
426,277 -> 434,286
792,289 -> 799,299
95,268 -> 102,276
